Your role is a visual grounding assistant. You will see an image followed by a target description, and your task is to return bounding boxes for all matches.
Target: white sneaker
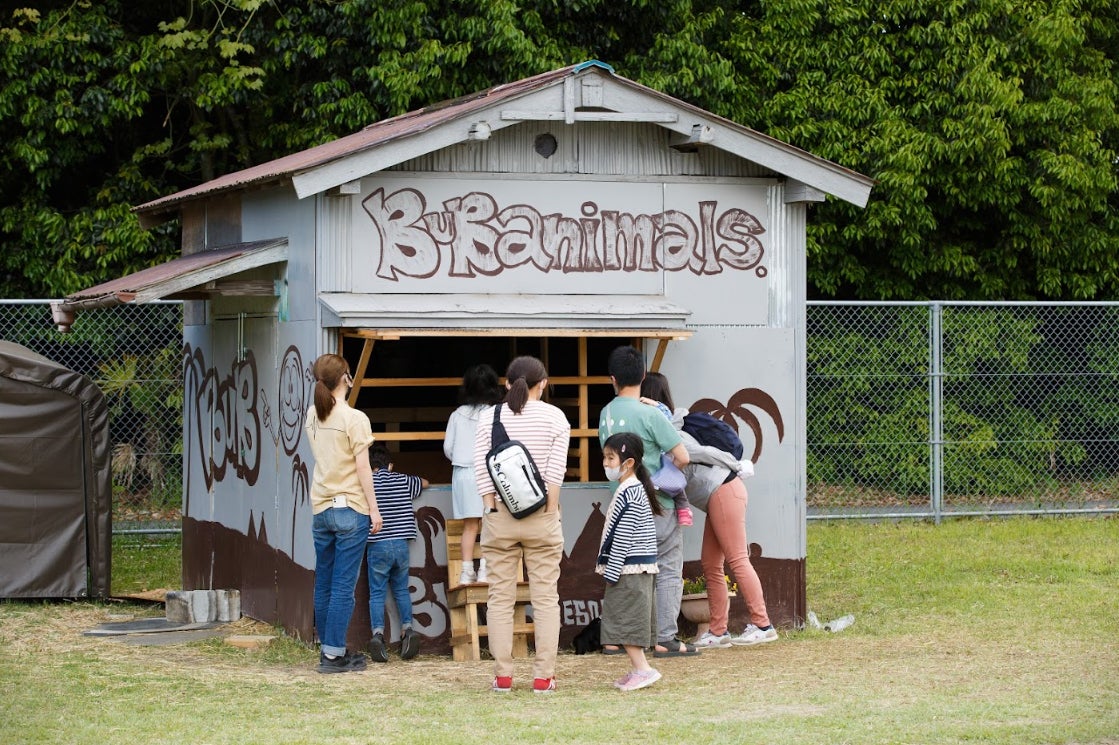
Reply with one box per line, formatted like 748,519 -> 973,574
458,566 -> 477,586
692,631 -> 732,649
732,624 -> 778,646
476,558 -> 489,584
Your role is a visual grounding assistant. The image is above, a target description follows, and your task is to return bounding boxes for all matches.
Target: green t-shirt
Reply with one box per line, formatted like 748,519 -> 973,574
599,395 -> 683,507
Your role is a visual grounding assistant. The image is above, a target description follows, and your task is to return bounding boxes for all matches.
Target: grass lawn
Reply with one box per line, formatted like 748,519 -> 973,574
1,517 -> 1116,745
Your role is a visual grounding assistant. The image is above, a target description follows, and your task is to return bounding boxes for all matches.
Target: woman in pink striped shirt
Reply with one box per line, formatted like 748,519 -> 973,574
473,355 -> 571,694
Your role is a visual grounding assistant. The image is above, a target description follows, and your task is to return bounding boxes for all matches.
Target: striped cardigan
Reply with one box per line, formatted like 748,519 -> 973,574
596,477 -> 659,585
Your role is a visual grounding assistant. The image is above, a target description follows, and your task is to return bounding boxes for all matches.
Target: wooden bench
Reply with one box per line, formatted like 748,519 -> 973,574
445,518 -> 533,661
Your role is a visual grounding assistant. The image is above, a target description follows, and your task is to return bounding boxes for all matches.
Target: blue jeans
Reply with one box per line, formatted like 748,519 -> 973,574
312,506 -> 370,657
366,539 -> 413,633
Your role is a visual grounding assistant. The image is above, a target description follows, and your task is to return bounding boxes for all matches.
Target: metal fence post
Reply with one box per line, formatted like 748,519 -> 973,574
929,302 -> 943,524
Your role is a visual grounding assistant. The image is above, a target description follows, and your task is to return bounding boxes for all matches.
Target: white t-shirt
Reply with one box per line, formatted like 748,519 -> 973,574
443,404 -> 486,468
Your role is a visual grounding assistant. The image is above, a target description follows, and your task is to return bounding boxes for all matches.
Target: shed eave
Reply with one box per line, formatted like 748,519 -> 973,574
318,292 -> 693,331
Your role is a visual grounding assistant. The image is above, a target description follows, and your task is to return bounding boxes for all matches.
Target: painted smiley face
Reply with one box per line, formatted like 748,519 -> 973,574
278,347 -> 305,455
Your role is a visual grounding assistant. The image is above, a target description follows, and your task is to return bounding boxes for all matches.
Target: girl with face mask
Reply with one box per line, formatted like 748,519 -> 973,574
595,432 -> 665,691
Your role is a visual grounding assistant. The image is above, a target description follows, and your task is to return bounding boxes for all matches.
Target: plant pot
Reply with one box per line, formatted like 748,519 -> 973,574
680,592 -> 736,638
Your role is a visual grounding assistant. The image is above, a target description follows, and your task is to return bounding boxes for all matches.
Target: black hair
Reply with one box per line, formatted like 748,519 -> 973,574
607,345 -> 645,388
602,432 -> 663,515
640,371 -> 675,411
369,444 -> 392,470
459,364 -> 503,406
504,356 -> 547,414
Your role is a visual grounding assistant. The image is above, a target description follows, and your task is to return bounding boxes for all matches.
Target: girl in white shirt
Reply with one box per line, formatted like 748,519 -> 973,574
443,364 -> 502,585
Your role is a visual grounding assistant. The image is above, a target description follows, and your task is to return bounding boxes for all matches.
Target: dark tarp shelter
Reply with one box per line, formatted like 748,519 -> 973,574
0,341 -> 112,598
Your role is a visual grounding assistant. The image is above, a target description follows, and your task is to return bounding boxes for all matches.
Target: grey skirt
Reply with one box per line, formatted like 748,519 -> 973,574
600,572 -> 657,648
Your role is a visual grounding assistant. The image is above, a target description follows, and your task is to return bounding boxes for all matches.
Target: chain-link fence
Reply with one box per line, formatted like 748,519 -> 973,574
0,300 -> 183,533
807,301 -> 1119,520
6,299 -> 1117,528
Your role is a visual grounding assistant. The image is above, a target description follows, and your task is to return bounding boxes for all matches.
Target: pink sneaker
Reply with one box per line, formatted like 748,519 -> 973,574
613,671 -> 636,689
618,668 -> 662,692
676,507 -> 693,526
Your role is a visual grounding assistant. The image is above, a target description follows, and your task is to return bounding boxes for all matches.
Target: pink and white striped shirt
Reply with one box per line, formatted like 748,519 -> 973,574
473,401 -> 571,495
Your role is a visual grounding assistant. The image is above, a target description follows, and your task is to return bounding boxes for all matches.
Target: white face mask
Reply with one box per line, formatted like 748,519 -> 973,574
604,465 -> 622,482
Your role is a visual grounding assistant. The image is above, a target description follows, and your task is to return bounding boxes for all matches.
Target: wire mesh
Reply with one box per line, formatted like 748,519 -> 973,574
808,302 -> 1119,518
6,300 -> 1115,526
0,300 -> 184,533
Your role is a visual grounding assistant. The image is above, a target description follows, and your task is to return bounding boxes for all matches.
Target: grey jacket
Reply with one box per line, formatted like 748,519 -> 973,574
668,407 -> 744,512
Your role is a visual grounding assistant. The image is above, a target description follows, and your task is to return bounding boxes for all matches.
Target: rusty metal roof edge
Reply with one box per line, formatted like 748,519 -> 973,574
132,64 -> 591,218
131,60 -> 872,218
61,238 -> 288,304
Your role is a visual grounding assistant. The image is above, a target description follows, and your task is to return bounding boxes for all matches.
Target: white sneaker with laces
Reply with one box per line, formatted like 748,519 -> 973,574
692,631 -> 733,649
458,566 -> 477,586
476,558 -> 489,584
732,624 -> 778,646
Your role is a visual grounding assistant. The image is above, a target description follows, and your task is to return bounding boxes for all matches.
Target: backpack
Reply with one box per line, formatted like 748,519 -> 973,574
682,411 -> 744,459
485,405 -> 548,519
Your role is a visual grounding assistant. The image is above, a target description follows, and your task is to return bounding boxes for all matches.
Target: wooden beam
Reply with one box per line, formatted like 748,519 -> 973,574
202,279 -> 278,296
578,337 -> 590,481
341,328 -> 693,340
354,374 -> 611,388
650,338 -> 671,372
500,111 -> 679,123
348,338 -> 375,407
373,429 -> 600,442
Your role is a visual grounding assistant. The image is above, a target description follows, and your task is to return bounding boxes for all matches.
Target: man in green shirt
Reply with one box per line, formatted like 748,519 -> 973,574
599,345 -> 697,657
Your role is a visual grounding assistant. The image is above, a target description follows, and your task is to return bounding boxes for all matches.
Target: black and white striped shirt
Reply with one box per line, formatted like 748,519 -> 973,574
368,470 -> 423,542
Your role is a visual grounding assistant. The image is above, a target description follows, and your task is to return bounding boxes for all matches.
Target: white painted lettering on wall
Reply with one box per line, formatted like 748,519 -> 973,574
362,188 -> 767,281
562,599 -> 601,627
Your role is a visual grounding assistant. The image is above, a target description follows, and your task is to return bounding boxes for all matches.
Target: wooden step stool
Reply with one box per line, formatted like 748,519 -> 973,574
445,518 -> 533,661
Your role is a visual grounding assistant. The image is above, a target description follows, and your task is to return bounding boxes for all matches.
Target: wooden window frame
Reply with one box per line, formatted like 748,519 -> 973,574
338,328 -> 691,482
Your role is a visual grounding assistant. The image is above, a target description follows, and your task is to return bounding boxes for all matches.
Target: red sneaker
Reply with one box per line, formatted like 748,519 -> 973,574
532,677 -> 556,693
492,676 -> 513,693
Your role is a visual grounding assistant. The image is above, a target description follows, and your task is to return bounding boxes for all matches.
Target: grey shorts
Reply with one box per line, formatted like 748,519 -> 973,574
600,573 -> 657,648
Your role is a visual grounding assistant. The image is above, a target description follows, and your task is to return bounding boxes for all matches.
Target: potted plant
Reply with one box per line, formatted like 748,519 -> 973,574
680,575 -> 737,638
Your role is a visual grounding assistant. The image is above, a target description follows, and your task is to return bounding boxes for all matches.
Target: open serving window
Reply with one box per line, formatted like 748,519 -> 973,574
335,326 -> 691,485
322,292 -> 693,484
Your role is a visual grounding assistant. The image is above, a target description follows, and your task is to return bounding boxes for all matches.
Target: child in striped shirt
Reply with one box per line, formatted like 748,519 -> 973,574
596,432 -> 664,692
366,444 -> 428,663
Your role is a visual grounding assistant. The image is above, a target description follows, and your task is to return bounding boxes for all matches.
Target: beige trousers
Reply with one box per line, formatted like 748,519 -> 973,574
481,503 -> 564,680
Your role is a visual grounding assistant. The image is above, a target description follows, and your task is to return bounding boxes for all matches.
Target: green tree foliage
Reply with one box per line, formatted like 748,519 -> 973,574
705,0 -> 1119,299
1,0 -> 1117,300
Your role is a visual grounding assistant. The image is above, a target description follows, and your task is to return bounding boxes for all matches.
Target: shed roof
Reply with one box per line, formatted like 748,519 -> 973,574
59,238 -> 288,310
133,61 -> 873,224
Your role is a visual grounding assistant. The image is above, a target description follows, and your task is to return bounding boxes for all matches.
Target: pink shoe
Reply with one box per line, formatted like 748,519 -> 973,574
618,668 -> 662,692
676,507 -> 693,526
613,671 -> 636,689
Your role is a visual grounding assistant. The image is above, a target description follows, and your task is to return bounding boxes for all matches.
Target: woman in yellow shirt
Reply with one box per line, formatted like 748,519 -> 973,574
305,353 -> 382,673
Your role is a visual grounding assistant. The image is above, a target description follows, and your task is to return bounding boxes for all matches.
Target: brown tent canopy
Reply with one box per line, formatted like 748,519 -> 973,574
0,341 -> 112,598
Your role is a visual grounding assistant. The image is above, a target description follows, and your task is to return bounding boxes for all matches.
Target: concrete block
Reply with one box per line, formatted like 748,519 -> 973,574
165,589 -> 242,624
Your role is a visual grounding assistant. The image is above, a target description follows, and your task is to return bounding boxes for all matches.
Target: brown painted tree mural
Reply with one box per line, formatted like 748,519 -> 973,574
690,387 -> 784,463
